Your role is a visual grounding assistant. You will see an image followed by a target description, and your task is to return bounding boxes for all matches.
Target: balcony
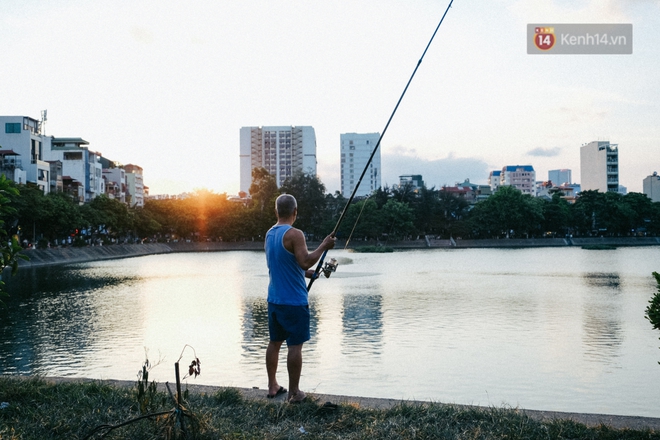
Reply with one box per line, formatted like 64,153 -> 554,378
1,158 -> 22,170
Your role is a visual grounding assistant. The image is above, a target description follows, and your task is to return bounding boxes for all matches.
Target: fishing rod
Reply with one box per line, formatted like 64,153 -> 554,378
308,0 -> 455,291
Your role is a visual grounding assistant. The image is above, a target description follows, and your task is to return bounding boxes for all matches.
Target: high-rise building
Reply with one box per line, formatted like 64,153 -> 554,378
240,126 -> 317,194
580,141 -> 619,193
488,170 -> 501,192
340,133 -> 381,197
643,171 -> 660,202
500,165 -> 536,195
548,169 -> 572,185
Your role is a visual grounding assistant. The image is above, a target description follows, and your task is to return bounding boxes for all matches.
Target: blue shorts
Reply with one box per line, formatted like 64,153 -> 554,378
268,303 -> 310,346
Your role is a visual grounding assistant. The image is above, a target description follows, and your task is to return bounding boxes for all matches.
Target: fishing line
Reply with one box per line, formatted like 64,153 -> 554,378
343,195 -> 372,249
308,0 -> 455,291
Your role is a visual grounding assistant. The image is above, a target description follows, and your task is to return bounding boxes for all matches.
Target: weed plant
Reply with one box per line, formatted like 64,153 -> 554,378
1,376 -> 659,439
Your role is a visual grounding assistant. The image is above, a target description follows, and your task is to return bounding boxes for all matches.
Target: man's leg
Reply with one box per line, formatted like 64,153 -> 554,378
266,340 -> 284,396
287,343 -> 305,402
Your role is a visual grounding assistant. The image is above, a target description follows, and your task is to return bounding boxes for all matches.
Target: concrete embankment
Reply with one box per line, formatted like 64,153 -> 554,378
16,241 -> 266,268
15,237 -> 660,268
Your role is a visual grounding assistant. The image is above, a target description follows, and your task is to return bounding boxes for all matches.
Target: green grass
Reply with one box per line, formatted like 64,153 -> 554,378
1,377 -> 659,439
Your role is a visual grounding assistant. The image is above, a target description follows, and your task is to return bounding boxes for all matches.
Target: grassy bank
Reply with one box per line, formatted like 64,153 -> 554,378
1,377 -> 658,439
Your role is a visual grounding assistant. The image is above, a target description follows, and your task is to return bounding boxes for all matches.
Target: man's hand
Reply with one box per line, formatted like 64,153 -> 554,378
320,234 -> 336,251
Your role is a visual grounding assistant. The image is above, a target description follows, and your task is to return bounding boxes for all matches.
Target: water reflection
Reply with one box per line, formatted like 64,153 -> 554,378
239,297 -> 321,361
582,272 -> 621,289
581,272 -> 623,365
1,265 -> 137,375
341,293 -> 383,356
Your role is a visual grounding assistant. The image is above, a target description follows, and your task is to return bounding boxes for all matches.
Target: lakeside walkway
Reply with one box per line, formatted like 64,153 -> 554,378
15,237 -> 660,268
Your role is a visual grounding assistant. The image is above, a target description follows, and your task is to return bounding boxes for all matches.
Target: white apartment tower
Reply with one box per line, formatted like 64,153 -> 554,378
500,165 -> 536,195
240,126 -> 317,194
643,171 -> 660,202
488,170 -> 501,192
580,141 -> 619,193
340,132 -> 381,197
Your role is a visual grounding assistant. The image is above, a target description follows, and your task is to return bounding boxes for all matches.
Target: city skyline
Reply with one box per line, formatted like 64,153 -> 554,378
1,1 -> 658,195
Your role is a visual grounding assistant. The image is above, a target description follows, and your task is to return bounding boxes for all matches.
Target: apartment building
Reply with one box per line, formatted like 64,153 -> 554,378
643,171 -> 660,202
103,167 -> 127,203
125,164 -> 145,207
46,137 -> 103,203
239,126 -> 317,194
580,141 -> 619,193
0,116 -> 51,193
340,132 -> 381,197
548,169 -> 572,185
399,174 -> 424,191
500,165 -> 536,195
488,170 -> 501,192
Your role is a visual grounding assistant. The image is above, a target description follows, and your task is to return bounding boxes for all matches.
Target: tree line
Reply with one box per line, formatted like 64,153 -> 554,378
2,168 -> 660,250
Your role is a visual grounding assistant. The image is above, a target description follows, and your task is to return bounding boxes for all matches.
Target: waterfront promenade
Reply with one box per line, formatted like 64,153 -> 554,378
14,236 -> 660,268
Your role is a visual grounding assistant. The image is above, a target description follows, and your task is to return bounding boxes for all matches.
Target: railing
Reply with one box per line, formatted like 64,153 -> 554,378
2,159 -> 22,169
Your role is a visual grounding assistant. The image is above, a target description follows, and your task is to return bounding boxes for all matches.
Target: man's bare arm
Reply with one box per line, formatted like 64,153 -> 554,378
285,228 -> 335,270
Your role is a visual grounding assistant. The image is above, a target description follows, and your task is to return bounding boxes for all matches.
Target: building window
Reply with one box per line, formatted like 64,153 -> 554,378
5,123 -> 21,133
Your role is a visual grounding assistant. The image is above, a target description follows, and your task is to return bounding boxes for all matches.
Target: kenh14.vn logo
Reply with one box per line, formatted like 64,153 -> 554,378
534,27 -> 555,50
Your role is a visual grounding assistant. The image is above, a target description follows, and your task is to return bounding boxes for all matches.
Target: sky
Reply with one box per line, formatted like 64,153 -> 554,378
1,0 -> 659,195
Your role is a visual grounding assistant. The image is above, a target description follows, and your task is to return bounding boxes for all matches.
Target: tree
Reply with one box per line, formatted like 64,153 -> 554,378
622,192 -> 654,234
248,168 -> 279,239
435,190 -> 470,238
541,192 -> 571,237
280,172 -> 327,239
249,167 -> 278,214
408,186 -> 438,236
82,195 -> 133,242
467,186 -> 542,238
646,272 -> 660,365
337,199 -> 382,241
0,175 -> 27,304
131,206 -> 162,240
319,191 -> 347,236
381,199 -> 415,240
41,192 -> 84,243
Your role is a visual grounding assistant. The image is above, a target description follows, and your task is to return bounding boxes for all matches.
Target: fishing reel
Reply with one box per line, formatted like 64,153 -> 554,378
321,258 -> 339,278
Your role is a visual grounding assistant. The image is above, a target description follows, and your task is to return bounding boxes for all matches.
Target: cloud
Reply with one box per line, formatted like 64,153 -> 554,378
527,147 -> 561,157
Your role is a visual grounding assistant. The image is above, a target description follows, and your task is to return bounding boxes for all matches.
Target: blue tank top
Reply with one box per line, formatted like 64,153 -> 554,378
265,224 -> 308,305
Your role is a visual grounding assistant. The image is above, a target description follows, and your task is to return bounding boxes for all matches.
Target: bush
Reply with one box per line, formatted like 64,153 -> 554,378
646,272 -> 660,331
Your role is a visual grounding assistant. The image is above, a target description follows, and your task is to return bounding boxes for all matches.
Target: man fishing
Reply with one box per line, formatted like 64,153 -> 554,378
265,194 -> 336,403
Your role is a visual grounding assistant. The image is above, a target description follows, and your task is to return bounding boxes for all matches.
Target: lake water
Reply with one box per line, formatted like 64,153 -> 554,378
1,247 -> 660,418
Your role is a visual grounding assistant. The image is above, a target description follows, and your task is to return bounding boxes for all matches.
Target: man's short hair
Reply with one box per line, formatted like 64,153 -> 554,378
276,194 -> 297,218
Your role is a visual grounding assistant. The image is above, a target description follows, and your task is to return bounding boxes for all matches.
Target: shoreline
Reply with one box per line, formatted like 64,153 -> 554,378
14,236 -> 660,268
32,376 -> 660,431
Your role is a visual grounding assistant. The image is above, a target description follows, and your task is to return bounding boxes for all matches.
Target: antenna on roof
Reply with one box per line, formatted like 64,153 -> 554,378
40,110 -> 48,135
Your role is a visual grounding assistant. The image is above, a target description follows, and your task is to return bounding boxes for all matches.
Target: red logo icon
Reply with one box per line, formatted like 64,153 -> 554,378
534,27 -> 555,51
